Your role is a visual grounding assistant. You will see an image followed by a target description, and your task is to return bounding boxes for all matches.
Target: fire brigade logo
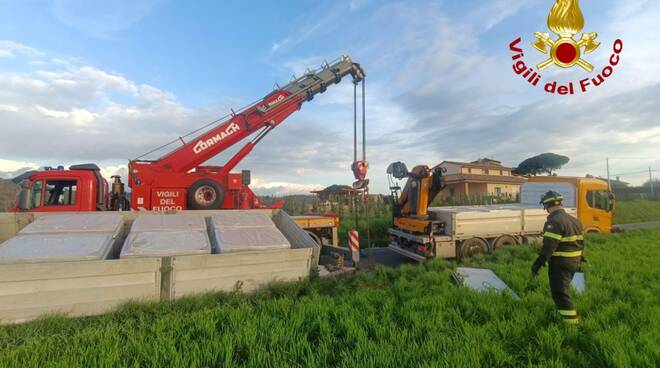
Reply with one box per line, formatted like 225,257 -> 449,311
508,0 -> 623,95
532,0 -> 600,72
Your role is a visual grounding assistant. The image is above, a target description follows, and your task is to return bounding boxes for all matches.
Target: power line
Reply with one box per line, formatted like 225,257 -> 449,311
612,170 -> 660,176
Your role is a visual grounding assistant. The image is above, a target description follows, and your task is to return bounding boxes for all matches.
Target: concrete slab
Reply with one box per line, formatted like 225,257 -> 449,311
121,231 -> 211,258
210,212 -> 291,253
453,267 -> 519,299
19,213 -> 123,234
0,233 -> 115,263
572,272 -> 585,294
120,213 -> 211,258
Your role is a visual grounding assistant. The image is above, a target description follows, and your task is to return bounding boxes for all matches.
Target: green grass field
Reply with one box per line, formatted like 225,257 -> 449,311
1,228 -> 658,367
613,200 -> 660,224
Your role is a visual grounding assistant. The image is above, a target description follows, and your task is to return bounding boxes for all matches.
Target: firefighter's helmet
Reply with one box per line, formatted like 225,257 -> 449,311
540,190 -> 564,208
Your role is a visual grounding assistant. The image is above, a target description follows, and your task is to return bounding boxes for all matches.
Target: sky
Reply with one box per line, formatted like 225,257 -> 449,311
0,0 -> 658,195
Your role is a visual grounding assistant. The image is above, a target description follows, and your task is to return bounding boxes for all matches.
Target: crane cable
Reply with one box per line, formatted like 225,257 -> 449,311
353,81 -> 358,239
352,78 -> 371,265
363,79 -> 372,265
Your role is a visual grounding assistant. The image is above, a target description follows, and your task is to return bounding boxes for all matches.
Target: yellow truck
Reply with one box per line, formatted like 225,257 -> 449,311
386,163 -> 614,261
525,176 -> 613,233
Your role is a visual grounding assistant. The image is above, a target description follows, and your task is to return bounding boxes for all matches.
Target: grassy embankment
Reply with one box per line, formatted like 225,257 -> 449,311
1,228 -> 658,367
613,200 -> 660,224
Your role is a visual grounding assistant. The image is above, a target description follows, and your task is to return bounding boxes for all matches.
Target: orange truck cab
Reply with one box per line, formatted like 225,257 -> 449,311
525,176 -> 614,233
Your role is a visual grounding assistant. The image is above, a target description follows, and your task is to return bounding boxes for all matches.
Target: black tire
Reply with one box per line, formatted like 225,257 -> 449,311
188,179 -> 224,210
492,235 -> 518,250
459,238 -> 489,259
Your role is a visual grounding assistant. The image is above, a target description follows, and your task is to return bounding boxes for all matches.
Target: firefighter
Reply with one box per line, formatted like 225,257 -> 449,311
531,191 -> 584,325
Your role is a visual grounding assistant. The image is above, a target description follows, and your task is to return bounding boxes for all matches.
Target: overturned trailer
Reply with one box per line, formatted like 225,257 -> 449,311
0,210 -> 318,324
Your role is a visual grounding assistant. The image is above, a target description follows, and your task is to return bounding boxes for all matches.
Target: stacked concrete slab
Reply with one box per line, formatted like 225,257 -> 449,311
0,214 -> 123,264
210,211 -> 291,253
120,214 -> 211,258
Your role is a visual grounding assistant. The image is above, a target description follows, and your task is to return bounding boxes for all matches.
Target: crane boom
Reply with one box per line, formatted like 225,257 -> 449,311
149,56 -> 365,173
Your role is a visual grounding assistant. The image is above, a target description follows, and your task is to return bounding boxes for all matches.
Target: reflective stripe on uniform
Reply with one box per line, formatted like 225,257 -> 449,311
552,250 -> 583,257
558,309 -> 577,316
544,231 -> 563,240
544,232 -> 584,242
543,196 -> 564,203
563,318 -> 580,325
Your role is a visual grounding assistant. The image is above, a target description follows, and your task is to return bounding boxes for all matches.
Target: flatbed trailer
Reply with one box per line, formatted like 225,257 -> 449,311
0,210 -> 319,324
389,205 -> 577,260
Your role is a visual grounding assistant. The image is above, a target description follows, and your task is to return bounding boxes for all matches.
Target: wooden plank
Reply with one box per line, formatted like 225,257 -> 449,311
0,283 -> 158,311
174,258 -> 311,282
174,268 -> 308,298
0,272 -> 156,296
0,258 -> 161,282
172,248 -> 312,270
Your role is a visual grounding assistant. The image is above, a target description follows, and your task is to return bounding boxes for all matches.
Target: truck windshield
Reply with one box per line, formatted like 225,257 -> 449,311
45,180 -> 77,206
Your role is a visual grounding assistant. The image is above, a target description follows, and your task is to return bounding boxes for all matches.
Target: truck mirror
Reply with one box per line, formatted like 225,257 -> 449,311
608,193 -> 615,212
18,187 -> 31,210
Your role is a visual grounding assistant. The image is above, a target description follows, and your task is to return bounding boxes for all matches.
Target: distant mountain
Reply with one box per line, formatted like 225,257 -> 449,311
0,167 -> 36,180
0,179 -> 19,212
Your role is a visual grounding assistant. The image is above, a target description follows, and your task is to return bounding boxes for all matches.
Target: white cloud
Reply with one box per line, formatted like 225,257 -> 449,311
35,105 -> 70,119
0,40 -> 46,58
0,158 -> 38,173
0,55 -> 211,164
250,178 -> 323,196
99,165 -> 128,181
0,104 -> 19,112
349,0 -> 371,10
51,0 -> 157,38
34,105 -> 96,126
271,38 -> 290,52
466,0 -> 540,31
0,159 -> 39,179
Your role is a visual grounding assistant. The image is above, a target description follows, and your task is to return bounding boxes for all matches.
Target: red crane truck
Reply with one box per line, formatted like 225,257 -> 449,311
11,56 -> 365,214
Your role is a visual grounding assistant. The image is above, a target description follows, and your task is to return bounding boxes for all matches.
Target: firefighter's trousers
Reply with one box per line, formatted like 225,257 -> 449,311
548,257 -> 581,324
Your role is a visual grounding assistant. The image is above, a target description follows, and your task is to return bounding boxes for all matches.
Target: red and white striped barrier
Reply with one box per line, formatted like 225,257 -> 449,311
349,230 -> 360,264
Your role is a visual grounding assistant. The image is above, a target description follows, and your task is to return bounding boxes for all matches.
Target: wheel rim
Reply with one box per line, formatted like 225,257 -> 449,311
494,236 -> 517,249
463,239 -> 487,257
194,185 -> 217,206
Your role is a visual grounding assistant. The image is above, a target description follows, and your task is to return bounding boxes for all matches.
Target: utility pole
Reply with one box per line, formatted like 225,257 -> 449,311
606,158 -> 612,190
650,167 -> 655,196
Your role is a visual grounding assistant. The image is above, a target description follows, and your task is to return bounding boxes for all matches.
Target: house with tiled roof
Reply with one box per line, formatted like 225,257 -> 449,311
436,158 -> 526,201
